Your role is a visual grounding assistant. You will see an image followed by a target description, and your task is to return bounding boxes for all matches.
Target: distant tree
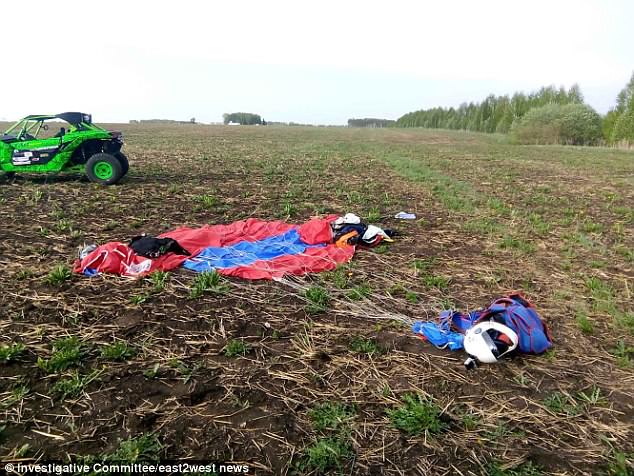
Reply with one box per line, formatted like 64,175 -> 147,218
348,118 -> 396,128
511,92 -> 528,118
567,84 -> 584,103
610,72 -> 634,143
223,112 -> 262,125
602,109 -> 620,142
612,98 -> 634,143
496,99 -> 514,133
190,117 -> 196,124
615,73 -> 634,113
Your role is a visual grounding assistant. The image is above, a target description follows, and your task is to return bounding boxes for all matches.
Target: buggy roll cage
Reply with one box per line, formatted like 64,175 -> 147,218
4,112 -> 102,139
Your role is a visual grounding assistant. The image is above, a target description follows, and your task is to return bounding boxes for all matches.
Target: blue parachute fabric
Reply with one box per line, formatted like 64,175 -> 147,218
412,321 -> 464,350
83,268 -> 99,277
182,229 -> 325,272
443,310 -> 481,333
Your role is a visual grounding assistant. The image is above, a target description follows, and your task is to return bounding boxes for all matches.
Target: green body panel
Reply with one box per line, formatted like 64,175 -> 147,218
0,114 -> 121,175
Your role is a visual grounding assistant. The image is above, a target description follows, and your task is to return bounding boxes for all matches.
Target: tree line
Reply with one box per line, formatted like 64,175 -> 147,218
396,85 -> 584,133
348,118 -> 396,128
394,75 -> 634,145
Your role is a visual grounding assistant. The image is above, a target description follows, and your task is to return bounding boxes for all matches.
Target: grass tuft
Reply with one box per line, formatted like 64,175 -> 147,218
299,437 -> 352,474
486,461 -> 544,476
37,336 -> 84,373
347,282 -> 372,300
45,265 -> 72,286
305,286 -> 330,314
349,336 -> 384,356
143,363 -> 160,380
387,393 -> 446,436
615,311 -> 634,335
412,257 -> 436,274
606,449 -> 634,476
499,235 -> 536,254
421,274 -> 451,290
106,434 -> 162,463
15,269 -> 34,281
612,340 -> 633,368
194,194 -> 218,210
1,384 -> 30,409
52,369 -> 102,400
224,339 -> 250,358
0,343 -> 26,363
309,402 -> 356,432
575,310 -> 594,335
543,392 -> 580,416
322,265 -> 351,289
366,206 -> 381,222
101,342 -> 136,361
149,270 -> 169,292
190,270 -> 228,298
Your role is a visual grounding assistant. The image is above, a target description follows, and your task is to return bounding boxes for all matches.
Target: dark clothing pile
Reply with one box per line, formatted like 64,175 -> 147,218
129,234 -> 190,259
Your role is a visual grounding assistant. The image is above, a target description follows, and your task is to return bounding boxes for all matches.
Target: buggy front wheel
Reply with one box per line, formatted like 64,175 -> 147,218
86,153 -> 124,185
114,152 -> 129,176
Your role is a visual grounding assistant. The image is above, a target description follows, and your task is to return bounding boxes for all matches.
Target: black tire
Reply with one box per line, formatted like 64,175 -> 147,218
114,152 -> 129,176
86,153 -> 124,185
4,172 -> 16,180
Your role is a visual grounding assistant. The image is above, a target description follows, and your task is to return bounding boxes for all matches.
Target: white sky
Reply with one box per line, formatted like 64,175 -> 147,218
1,0 -> 632,124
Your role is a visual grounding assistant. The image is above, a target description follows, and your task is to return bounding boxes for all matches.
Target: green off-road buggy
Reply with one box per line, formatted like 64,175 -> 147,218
1,112 -> 128,185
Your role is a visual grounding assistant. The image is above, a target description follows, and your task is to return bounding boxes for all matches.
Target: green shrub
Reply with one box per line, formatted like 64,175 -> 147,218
510,103 -> 602,145
559,104 -> 603,145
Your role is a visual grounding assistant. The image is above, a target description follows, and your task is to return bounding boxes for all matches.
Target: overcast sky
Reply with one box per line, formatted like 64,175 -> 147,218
1,0 -> 632,124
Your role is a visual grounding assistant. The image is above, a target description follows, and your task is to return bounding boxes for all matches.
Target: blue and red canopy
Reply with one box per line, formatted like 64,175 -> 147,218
74,216 -> 355,279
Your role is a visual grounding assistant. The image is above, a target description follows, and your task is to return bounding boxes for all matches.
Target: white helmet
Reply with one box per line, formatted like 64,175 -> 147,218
463,321 -> 518,365
332,213 -> 361,230
361,225 -> 394,244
